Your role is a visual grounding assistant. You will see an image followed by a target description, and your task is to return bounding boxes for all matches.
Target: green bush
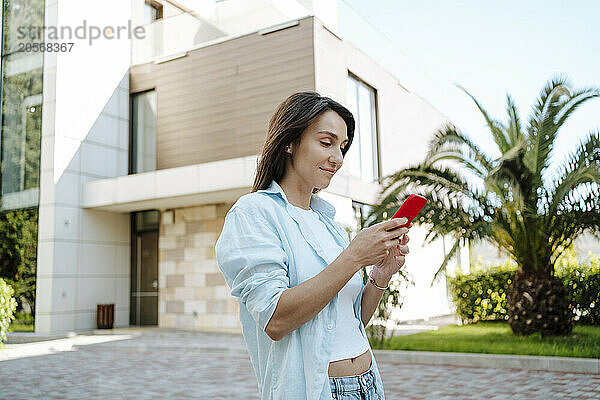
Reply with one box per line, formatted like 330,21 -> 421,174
0,208 -> 38,316
448,266 -> 514,323
558,258 -> 600,325
0,278 -> 18,344
449,255 -> 600,325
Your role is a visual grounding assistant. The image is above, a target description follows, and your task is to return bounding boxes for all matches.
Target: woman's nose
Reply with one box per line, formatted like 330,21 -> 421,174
331,147 -> 344,164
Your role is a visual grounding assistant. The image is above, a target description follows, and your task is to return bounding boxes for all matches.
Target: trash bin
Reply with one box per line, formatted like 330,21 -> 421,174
97,304 -> 114,329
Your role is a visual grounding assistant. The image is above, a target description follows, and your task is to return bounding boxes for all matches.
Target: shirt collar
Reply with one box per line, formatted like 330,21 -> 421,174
257,180 -> 337,219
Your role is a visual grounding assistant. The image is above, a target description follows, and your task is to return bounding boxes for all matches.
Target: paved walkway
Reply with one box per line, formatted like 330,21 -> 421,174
1,328 -> 599,399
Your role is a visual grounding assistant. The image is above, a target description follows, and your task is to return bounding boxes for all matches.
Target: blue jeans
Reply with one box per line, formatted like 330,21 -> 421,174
329,360 -> 384,399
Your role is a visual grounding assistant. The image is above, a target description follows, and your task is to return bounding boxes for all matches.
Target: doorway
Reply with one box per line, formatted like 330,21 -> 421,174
130,210 -> 159,326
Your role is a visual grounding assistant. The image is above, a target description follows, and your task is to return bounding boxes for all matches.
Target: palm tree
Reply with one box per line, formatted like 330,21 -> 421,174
365,76 -> 600,336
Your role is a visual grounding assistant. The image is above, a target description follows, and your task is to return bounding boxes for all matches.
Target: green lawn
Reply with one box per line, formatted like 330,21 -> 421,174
378,322 -> 600,359
7,312 -> 35,332
8,322 -> 34,332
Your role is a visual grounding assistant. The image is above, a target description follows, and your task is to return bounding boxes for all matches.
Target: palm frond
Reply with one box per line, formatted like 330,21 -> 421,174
547,184 -> 600,267
494,136 -> 527,165
430,236 -> 461,287
377,165 -> 493,220
554,87 -> 600,129
547,131 -> 600,220
524,76 -> 569,173
505,93 -> 524,146
485,154 -> 536,214
525,75 -> 599,178
425,123 -> 494,175
456,84 -> 511,153
426,151 -> 488,180
527,75 -> 571,134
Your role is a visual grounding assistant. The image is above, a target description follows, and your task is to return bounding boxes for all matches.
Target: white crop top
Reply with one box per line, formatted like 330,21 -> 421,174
293,205 -> 371,362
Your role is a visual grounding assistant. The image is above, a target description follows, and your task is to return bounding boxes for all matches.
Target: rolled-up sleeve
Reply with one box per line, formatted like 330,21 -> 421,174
215,206 -> 290,334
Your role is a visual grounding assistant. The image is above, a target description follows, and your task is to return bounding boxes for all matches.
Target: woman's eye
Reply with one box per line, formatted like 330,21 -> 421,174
320,141 -> 331,146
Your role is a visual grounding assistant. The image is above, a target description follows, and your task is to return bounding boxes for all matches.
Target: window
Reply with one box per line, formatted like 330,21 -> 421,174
130,90 -> 157,174
130,210 -> 159,326
143,0 -> 163,25
346,74 -> 379,183
1,0 -> 44,211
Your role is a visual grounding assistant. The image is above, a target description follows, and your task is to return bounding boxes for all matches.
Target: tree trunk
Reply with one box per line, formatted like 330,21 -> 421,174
507,269 -> 573,337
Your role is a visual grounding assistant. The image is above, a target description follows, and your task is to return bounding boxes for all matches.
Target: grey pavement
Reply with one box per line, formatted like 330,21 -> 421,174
1,328 -> 599,399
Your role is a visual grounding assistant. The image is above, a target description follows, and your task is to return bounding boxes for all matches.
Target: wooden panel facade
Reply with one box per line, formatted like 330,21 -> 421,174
130,16 -> 316,170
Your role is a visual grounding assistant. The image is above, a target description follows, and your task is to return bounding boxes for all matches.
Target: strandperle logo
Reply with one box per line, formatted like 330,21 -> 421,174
17,20 -> 146,45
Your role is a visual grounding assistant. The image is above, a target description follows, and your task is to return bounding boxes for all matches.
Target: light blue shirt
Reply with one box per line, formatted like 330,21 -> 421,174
294,207 -> 371,362
215,180 -> 385,400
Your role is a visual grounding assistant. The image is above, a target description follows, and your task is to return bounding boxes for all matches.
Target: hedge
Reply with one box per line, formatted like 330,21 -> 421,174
448,258 -> 600,325
449,266 -> 513,323
561,264 -> 600,325
0,278 -> 18,344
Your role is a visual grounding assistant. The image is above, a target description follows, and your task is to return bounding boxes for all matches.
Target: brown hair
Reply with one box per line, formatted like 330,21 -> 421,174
252,91 -> 355,194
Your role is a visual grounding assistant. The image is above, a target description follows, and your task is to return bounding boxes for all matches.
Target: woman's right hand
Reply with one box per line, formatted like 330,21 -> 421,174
345,217 -> 409,269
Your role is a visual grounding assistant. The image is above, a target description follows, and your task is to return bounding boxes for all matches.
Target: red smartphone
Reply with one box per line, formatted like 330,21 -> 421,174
391,194 -> 428,228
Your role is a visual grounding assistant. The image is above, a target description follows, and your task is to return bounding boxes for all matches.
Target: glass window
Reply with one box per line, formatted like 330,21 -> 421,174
130,210 -> 159,326
346,74 -> 379,183
143,1 -> 163,25
134,209 -> 159,232
0,0 -> 44,323
130,90 -> 157,174
2,0 -> 45,55
1,0 -> 45,211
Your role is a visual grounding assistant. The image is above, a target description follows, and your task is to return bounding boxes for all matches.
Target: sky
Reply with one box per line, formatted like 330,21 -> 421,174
338,0 -> 600,181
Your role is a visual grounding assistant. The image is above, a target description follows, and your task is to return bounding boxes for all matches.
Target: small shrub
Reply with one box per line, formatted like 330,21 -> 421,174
558,254 -> 600,325
366,323 -> 387,348
12,310 -> 34,325
448,266 -> 514,323
0,278 -> 18,344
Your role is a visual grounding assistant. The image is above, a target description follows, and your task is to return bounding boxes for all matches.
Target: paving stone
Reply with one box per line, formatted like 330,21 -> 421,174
1,329 -> 598,399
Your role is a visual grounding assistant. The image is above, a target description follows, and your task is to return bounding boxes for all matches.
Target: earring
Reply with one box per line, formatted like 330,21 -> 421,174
286,147 -> 291,153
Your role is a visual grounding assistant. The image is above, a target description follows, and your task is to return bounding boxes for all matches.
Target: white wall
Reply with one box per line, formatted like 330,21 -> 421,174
35,0 -> 132,333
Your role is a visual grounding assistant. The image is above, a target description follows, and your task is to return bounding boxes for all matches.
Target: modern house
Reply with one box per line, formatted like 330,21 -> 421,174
4,0 -> 473,335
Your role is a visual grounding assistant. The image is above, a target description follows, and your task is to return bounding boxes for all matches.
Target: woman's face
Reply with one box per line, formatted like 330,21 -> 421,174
285,110 -> 349,192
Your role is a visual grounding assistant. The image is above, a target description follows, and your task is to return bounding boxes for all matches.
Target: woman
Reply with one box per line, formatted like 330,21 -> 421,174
215,92 -> 411,400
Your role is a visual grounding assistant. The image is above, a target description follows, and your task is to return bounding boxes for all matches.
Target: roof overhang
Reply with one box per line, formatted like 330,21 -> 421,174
82,154 -> 382,213
82,156 -> 258,212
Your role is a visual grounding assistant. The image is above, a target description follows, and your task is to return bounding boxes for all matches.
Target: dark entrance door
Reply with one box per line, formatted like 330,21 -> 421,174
130,210 -> 159,326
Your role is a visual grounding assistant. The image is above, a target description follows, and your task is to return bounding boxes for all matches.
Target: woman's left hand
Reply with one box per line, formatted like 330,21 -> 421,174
371,222 -> 411,284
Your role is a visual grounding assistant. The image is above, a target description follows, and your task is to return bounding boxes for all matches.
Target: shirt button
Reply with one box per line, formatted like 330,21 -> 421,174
361,377 -> 367,384
327,323 -> 333,330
